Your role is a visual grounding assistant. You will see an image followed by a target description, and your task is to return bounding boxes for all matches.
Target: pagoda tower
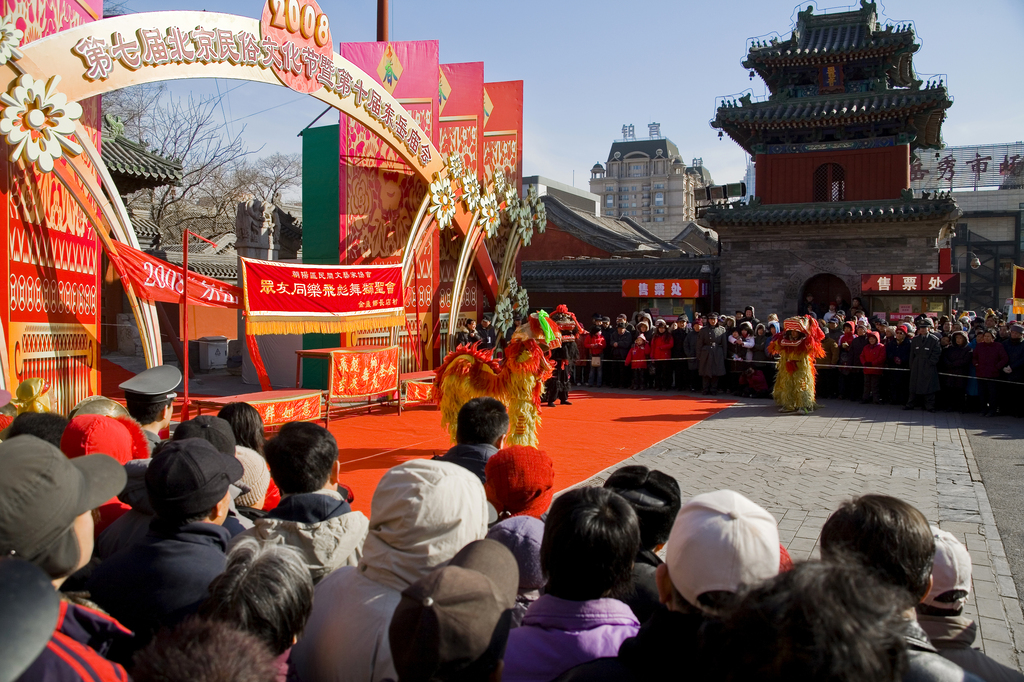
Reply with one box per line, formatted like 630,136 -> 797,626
705,0 -> 962,318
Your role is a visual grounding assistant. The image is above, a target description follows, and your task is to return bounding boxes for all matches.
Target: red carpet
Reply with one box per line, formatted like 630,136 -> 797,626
328,391 -> 732,514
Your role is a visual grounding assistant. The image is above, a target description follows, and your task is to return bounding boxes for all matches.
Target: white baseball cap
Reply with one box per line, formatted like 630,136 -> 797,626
923,526 -> 972,610
664,489 -> 780,609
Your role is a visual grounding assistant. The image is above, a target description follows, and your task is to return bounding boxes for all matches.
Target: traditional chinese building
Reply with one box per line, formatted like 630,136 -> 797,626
704,0 -> 962,319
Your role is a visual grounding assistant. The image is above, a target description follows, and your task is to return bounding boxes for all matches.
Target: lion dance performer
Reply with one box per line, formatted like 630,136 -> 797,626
543,304 -> 581,407
767,315 -> 826,414
435,312 -> 557,447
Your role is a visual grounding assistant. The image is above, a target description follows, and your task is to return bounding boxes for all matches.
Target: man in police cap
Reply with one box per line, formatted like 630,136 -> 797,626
119,365 -> 182,451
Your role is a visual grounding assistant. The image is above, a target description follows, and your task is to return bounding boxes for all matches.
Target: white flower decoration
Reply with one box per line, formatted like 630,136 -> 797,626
428,175 -> 456,229
503,182 -> 518,207
445,152 -> 464,178
479,192 -> 500,237
502,193 -> 520,221
494,295 -> 515,338
492,169 -> 506,195
0,74 -> 83,173
0,16 -> 24,65
515,284 -> 530,312
461,172 -> 481,213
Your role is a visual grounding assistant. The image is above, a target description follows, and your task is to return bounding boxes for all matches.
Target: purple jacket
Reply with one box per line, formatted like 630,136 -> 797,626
503,595 -> 640,682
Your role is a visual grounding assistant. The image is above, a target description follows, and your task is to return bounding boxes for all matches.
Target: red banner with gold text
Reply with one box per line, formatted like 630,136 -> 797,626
328,346 -> 400,401
240,258 -> 404,335
108,243 -> 241,309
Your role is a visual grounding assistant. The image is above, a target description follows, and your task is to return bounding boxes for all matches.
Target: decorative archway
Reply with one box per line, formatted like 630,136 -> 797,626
0,7 -> 541,370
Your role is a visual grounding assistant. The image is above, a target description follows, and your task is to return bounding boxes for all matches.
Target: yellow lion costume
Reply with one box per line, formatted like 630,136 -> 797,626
435,312 -> 557,447
767,316 -> 826,414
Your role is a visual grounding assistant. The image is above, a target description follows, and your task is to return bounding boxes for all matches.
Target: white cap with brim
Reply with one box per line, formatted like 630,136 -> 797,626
923,526 -> 972,610
665,489 -> 780,609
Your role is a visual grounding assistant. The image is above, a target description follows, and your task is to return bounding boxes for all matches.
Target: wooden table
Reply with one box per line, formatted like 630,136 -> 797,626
295,345 -> 388,388
191,389 -> 323,428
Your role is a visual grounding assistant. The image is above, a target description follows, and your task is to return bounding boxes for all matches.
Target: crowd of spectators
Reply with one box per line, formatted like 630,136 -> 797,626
2,388 -> 1022,682
570,305 -> 1024,416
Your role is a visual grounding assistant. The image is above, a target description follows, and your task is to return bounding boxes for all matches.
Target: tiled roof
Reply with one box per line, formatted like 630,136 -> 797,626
101,115 -> 183,193
542,195 -> 679,254
522,257 -> 714,292
152,250 -> 238,282
714,87 -> 949,128
746,25 -> 914,64
703,196 -> 961,228
607,138 -> 681,164
669,223 -> 718,255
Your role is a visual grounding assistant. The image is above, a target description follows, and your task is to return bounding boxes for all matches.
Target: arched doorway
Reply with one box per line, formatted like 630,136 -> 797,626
799,273 -> 851,317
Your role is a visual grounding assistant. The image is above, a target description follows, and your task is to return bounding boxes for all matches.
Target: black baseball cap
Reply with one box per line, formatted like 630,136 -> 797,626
0,435 -> 126,577
146,438 -> 243,520
173,415 -> 236,456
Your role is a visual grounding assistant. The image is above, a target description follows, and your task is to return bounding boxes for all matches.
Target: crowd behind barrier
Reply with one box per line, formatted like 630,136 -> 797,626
0,306 -> 1022,681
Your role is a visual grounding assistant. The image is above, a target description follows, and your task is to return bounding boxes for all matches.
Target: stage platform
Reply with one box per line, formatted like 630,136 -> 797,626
326,390 -> 732,514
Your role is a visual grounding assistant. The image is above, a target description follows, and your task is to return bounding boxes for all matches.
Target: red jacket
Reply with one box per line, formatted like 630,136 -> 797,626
859,336 -> 887,375
651,331 -> 674,360
625,343 -> 649,369
586,331 -> 606,356
973,341 -> 1009,378
741,370 -> 769,392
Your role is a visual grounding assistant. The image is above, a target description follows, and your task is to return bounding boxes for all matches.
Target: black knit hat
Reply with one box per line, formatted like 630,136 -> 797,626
146,438 -> 243,520
604,465 -> 682,549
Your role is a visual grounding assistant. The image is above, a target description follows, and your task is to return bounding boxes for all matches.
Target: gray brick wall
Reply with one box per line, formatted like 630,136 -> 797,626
718,220 -> 949,316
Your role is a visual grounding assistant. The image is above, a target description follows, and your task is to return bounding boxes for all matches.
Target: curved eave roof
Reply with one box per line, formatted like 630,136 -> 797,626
101,135 -> 184,187
713,87 -> 950,129
703,197 -> 960,228
744,31 -> 915,67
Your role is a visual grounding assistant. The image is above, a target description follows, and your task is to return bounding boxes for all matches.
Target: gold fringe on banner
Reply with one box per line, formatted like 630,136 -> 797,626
245,313 -> 406,336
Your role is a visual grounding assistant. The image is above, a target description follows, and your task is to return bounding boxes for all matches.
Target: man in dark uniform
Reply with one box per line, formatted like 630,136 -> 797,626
695,312 -> 727,395
119,365 -> 182,451
477,314 -> 498,351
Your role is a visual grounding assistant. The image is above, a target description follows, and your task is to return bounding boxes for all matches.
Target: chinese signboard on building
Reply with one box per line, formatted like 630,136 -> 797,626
861,273 -> 961,295
622,280 -> 709,298
910,143 -> 1024,191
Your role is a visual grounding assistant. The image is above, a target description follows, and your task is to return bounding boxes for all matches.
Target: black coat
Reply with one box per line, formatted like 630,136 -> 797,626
608,328 -> 633,361
695,325 -> 727,377
618,549 -> 664,625
670,327 -> 688,358
88,520 -> 231,646
909,332 -> 942,396
939,343 -> 972,390
554,608 -> 707,681
434,442 -> 499,484
477,324 -> 498,350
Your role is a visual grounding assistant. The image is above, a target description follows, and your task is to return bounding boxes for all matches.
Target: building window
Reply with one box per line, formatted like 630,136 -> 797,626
654,183 -> 664,189
605,185 -> 613,192
630,164 -> 645,177
605,195 -> 613,207
655,208 -> 664,214
654,192 -> 664,206
813,163 -> 845,202
655,217 -> 664,222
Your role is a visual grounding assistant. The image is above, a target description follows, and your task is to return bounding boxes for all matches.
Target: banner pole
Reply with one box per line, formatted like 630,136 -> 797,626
182,229 -> 190,419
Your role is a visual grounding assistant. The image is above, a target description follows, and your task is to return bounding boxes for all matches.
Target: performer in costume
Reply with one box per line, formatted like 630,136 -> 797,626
767,315 -> 826,414
544,304 -> 581,406
435,311 -> 557,447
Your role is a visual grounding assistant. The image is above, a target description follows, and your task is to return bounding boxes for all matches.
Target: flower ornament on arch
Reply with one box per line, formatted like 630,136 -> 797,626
428,173 -> 456,230
0,15 -> 24,66
460,171 -> 481,213
0,74 -> 83,173
479,191 -> 500,237
445,152 -> 464,180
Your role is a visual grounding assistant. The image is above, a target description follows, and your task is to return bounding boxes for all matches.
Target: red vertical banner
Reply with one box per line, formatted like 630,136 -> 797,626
2,1 -> 102,413
438,62 -> 484,325
339,40 -> 440,367
482,80 -> 524,283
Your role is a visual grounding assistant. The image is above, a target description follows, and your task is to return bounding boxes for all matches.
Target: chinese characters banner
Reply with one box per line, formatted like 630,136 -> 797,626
622,280 -> 708,298
910,142 -> 1024,191
2,0 -> 100,412
241,258 -> 404,335
328,345 -> 399,400
238,390 -> 322,426
861,273 -> 960,295
109,242 -> 241,309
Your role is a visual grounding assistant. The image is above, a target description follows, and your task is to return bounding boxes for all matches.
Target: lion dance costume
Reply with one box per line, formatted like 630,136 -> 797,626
543,304 -> 581,406
435,312 -> 557,447
767,315 -> 825,413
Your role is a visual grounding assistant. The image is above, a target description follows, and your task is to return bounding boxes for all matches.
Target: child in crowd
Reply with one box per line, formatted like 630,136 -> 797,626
625,333 -> 649,390
859,331 -> 887,404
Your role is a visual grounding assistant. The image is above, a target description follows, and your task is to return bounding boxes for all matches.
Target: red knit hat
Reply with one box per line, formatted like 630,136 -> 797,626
60,414 -> 149,465
484,446 -> 555,519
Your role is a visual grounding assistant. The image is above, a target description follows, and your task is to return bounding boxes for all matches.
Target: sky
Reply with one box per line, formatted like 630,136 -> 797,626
119,0 -> 1024,196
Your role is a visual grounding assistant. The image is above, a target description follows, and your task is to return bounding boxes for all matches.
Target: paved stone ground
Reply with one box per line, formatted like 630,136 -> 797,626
573,393 -> 1024,672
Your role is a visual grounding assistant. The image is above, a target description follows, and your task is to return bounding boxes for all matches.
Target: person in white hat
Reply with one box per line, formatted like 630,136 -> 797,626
916,527 -> 1024,682
554,489 -> 781,681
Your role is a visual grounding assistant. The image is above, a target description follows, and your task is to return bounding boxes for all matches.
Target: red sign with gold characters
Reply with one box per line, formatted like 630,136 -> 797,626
241,258 -> 404,334
110,242 -> 241,309
861,273 -> 960,295
622,280 -> 709,298
329,346 -> 400,400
